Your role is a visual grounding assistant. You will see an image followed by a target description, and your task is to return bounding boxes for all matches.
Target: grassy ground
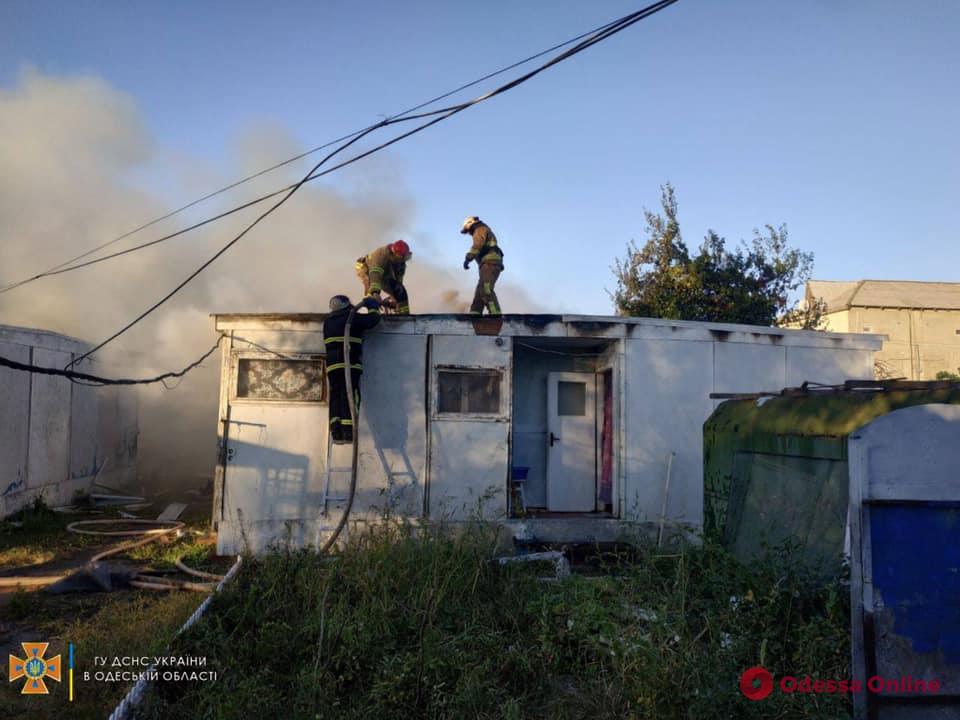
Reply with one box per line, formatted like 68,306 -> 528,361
139,520 -> 852,720
0,497 -> 229,719
0,498 -> 104,569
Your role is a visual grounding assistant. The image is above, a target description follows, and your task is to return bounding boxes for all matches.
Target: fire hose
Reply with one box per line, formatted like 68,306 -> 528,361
0,519 -> 223,591
317,302 -> 361,554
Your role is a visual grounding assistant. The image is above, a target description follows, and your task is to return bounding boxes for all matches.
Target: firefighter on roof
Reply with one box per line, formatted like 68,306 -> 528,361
355,239 -> 412,315
461,216 -> 503,315
323,294 -> 381,443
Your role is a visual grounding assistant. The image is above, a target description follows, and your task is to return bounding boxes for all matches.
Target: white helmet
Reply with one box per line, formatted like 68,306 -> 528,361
460,216 -> 480,234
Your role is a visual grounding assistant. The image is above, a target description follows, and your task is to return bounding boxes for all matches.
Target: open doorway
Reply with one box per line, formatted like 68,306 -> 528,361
510,338 -> 618,517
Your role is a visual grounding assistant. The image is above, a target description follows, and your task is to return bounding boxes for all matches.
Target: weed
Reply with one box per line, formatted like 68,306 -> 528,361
0,590 -> 203,720
0,498 -> 105,569
136,519 -> 851,720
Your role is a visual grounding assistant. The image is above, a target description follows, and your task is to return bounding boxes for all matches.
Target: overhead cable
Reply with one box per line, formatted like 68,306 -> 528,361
0,335 -> 224,386
0,11 -> 633,295
64,0 -> 680,369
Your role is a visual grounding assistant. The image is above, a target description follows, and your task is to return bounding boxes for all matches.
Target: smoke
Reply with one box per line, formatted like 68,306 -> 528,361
0,69 -> 541,490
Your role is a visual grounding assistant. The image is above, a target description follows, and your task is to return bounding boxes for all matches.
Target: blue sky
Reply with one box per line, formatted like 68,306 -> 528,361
3,0 -> 958,315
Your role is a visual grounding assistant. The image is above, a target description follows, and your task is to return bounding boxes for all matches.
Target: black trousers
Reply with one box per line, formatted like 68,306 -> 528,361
328,368 -> 362,442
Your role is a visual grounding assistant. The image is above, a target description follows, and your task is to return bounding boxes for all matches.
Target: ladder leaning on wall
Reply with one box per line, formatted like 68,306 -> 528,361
314,431 -> 353,548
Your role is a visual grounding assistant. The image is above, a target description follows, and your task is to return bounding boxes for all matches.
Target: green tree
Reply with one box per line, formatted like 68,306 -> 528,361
611,184 -> 823,328
935,368 -> 960,381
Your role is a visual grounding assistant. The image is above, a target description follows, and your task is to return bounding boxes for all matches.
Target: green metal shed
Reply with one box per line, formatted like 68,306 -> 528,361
703,381 -> 960,574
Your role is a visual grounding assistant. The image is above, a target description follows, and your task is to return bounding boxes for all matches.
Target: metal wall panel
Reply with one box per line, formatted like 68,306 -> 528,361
68,359 -> 101,505
27,348 -> 72,495
355,333 -> 427,520
622,338 -> 714,527
714,341 -> 786,395
428,335 -> 510,519
786,346 -> 874,387
849,404 -> 960,719
0,341 -> 31,515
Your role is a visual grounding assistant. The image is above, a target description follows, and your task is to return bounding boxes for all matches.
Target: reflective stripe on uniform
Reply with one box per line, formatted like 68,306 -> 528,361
324,336 -> 362,344
326,362 -> 363,371
368,265 -> 383,273
369,283 -> 382,292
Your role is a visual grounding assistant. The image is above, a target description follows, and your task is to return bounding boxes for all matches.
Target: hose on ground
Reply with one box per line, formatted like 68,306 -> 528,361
175,556 -> 225,581
0,519 -> 223,592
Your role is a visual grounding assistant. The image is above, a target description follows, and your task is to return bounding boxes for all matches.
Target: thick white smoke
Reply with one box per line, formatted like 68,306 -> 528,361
0,70 -> 541,489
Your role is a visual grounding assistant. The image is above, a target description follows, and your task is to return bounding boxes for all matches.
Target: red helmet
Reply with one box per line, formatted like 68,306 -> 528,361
389,239 -> 411,258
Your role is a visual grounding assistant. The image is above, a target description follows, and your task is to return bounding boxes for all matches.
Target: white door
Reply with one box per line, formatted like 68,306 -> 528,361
546,372 -> 596,512
220,353 -> 328,550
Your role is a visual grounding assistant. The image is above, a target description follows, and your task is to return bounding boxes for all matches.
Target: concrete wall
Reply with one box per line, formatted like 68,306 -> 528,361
823,307 -> 960,380
0,326 -> 138,518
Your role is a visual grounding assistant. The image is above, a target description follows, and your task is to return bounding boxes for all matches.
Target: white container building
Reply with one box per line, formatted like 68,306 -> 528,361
211,313 -> 882,554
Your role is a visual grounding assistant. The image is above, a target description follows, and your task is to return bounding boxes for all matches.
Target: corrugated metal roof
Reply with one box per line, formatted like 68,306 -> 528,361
808,280 -> 960,312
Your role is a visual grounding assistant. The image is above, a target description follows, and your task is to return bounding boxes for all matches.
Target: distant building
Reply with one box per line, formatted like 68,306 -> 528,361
806,280 -> 960,380
0,325 -> 138,517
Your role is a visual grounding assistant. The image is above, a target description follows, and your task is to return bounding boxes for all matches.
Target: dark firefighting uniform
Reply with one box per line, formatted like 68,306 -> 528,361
322,300 -> 381,442
355,245 -> 410,315
465,222 -> 504,315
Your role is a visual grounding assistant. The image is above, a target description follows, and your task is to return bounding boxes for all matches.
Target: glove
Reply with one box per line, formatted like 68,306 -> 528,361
463,258 -> 471,270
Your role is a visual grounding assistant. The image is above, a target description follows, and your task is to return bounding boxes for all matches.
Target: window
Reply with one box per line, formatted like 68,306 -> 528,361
437,369 -> 501,415
236,358 -> 326,402
557,381 -> 587,416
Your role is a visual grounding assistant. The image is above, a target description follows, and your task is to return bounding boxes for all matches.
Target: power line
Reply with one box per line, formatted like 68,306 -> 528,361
0,11 -> 633,296
64,0 -> 680,370
0,335 -> 224,386
6,2 -> 678,291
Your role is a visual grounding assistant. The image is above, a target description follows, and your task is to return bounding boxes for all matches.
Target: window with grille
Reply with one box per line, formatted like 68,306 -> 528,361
235,357 -> 326,402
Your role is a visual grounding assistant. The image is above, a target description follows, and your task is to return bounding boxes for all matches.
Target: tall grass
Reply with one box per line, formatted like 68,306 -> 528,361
139,520 -> 850,720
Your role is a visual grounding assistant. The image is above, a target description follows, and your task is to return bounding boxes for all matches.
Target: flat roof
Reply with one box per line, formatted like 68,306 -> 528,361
213,312 -> 885,350
0,323 -> 90,354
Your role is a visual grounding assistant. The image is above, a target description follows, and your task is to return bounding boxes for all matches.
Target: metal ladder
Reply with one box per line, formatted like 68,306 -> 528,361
314,435 -> 354,548
320,439 -> 353,515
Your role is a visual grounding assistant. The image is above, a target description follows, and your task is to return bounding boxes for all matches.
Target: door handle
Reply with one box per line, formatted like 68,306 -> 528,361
549,431 -> 558,447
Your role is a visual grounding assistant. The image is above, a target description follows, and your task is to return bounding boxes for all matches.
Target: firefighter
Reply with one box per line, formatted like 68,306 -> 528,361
323,294 -> 381,443
355,239 -> 412,315
460,216 -> 503,315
